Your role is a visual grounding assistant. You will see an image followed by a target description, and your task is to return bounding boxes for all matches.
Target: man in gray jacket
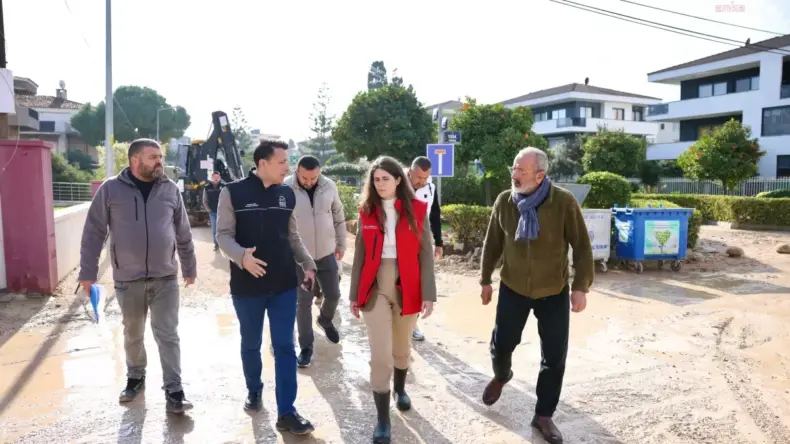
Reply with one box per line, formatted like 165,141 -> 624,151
79,138 -> 197,414
283,155 -> 346,368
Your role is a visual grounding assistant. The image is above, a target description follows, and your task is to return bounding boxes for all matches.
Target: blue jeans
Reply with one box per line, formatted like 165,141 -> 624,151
232,289 -> 298,416
209,211 -> 218,246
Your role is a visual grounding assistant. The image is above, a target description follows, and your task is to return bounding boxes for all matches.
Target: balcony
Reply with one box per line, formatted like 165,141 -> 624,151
646,140 -> 693,161
532,117 -> 658,136
646,90 -> 758,121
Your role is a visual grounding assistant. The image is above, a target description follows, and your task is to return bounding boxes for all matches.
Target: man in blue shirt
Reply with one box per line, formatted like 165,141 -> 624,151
216,139 -> 317,436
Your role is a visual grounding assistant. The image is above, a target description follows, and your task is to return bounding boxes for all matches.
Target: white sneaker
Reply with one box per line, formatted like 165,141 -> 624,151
412,328 -> 425,341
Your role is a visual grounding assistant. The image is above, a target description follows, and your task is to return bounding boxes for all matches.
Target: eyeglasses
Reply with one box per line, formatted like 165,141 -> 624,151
509,167 -> 542,177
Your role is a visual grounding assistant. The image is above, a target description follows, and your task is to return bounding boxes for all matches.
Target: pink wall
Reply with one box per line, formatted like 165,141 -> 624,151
0,139 -> 58,294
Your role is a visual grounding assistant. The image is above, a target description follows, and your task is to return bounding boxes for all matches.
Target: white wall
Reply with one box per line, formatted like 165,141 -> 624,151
602,101 -> 635,120
54,202 -> 90,283
36,109 -> 78,154
654,122 -> 680,144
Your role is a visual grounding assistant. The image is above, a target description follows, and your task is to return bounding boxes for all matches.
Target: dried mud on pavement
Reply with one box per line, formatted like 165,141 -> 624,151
1,226 -> 790,443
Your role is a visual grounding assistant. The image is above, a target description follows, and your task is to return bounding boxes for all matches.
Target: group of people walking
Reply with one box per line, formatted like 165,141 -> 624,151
79,137 -> 593,444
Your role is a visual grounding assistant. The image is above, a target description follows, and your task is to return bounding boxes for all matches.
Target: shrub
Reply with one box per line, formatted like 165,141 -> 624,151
634,193 -> 790,227
631,198 -> 703,249
756,189 -> 790,199
442,173 -> 486,206
441,204 -> 492,247
576,172 -> 632,209
337,184 -> 358,221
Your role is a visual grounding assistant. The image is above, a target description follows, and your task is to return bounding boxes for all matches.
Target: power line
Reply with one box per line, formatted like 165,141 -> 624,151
549,0 -> 790,56
620,0 -> 785,36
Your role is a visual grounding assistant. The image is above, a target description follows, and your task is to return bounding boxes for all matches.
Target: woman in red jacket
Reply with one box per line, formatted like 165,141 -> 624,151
348,155 -> 437,443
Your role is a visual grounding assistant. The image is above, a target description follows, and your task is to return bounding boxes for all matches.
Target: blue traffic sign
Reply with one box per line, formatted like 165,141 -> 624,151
443,131 -> 462,144
426,144 -> 455,177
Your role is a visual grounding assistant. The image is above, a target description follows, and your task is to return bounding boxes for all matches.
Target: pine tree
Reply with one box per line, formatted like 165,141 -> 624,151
303,83 -> 335,163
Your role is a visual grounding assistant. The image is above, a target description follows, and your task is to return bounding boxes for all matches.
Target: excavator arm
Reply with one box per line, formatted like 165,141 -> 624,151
183,110 -> 246,185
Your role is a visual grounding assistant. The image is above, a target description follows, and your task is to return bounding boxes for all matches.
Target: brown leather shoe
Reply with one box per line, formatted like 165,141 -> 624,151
481,370 -> 513,406
531,415 -> 563,444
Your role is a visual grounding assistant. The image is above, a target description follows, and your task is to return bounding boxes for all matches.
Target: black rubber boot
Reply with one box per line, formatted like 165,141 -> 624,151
393,367 -> 411,411
372,391 -> 391,443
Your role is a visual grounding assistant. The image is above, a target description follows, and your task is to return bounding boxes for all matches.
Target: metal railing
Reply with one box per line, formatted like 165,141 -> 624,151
556,117 -> 587,128
647,103 -> 669,116
622,177 -> 790,196
53,182 -> 93,203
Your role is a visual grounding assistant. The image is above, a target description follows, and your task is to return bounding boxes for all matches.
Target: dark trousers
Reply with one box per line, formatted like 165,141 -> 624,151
490,283 -> 570,417
295,254 -> 341,349
232,288 -> 298,416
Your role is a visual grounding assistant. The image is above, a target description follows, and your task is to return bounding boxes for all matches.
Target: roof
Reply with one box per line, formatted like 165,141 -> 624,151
14,93 -> 84,110
499,83 -> 660,105
649,33 -> 790,75
425,100 -> 463,110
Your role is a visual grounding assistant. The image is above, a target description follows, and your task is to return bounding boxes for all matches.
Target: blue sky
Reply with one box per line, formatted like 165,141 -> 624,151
6,0 -> 789,142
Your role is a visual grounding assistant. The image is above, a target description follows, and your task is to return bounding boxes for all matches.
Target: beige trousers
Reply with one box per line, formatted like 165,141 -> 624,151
362,259 -> 419,393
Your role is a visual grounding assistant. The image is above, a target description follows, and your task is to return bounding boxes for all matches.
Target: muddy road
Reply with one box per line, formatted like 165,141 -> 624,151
1,226 -> 789,443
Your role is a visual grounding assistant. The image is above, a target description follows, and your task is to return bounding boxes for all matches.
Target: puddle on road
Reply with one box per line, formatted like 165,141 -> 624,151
614,281 -> 718,306
691,276 -> 790,295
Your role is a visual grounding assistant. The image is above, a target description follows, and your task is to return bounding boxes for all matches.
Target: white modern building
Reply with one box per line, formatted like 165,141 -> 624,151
499,83 -> 676,151
645,34 -> 790,178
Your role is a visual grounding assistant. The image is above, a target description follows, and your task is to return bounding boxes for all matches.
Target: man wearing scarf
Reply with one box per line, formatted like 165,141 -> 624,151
478,146 -> 594,444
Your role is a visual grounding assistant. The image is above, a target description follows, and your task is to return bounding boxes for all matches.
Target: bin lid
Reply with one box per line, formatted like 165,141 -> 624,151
554,182 -> 591,206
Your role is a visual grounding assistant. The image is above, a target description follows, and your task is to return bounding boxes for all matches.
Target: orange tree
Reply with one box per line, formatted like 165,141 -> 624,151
676,119 -> 765,192
449,98 -> 547,203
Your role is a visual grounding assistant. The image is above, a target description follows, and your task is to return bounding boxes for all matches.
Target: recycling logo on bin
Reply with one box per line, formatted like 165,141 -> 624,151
588,229 -> 595,242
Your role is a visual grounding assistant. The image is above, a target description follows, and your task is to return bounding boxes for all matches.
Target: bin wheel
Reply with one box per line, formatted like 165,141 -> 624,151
657,260 -> 664,270
635,261 -> 644,274
599,261 -> 608,273
671,260 -> 682,272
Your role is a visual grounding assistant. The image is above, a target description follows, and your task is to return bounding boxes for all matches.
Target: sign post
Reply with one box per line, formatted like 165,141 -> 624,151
426,143 -> 455,207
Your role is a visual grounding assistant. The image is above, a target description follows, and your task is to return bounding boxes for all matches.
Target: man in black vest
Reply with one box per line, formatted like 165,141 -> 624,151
215,139 -> 317,436
202,171 -> 224,251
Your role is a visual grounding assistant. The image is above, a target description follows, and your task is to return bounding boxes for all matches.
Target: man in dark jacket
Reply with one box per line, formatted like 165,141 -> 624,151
79,138 -> 197,414
202,171 -> 225,251
216,139 -> 317,436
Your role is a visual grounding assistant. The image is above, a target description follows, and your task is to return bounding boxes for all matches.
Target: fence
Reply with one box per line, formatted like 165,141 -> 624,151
53,182 -> 92,203
623,177 -> 790,196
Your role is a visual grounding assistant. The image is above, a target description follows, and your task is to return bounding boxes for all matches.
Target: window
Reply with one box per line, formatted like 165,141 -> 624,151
534,112 -> 546,122
735,78 -> 751,92
660,123 -> 665,130
634,109 -> 644,121
713,82 -> 727,96
39,121 -> 56,132
751,76 -> 759,90
551,109 -> 566,120
580,106 -> 593,118
613,108 -> 625,120
762,106 -> 790,136
778,155 -> 790,178
699,84 -> 713,98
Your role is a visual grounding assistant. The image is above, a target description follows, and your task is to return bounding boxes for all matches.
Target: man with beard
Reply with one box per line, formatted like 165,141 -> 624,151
79,138 -> 197,413
406,156 -> 443,342
203,171 -> 225,251
478,147 -> 593,444
283,155 -> 346,368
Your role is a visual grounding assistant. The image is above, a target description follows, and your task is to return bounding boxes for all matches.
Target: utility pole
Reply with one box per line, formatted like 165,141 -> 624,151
104,0 -> 114,177
156,106 -> 171,142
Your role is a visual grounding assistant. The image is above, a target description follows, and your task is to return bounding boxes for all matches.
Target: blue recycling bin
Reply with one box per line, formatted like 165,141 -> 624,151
612,205 -> 693,273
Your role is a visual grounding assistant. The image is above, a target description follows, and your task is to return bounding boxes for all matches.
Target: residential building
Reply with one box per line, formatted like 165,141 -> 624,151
644,34 -> 790,178
499,83 -> 675,151
12,77 -> 95,160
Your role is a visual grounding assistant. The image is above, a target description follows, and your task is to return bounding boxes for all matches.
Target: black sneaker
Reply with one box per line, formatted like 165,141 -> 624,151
119,377 -> 145,402
276,411 -> 315,435
297,347 -> 313,368
244,391 -> 262,411
317,316 -> 340,344
165,390 -> 193,414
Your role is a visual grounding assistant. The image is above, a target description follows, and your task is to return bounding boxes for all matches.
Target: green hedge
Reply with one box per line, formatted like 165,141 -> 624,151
441,204 -> 491,246
577,172 -> 632,209
634,193 -> 790,227
441,172 -> 511,206
756,189 -> 790,198
337,184 -> 358,221
631,198 -> 703,249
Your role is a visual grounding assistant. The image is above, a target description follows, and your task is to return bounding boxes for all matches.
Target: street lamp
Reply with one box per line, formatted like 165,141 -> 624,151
156,106 -> 173,142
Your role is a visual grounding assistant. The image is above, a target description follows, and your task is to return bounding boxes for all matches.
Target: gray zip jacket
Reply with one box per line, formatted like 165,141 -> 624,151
78,168 -> 197,283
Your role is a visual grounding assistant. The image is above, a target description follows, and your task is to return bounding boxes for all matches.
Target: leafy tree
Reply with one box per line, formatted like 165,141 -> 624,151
303,83 -> 336,163
52,153 -> 93,183
70,86 -> 190,146
95,142 -> 130,178
676,119 -> 765,192
66,149 -> 96,171
391,68 -> 404,87
231,105 -> 254,154
449,98 -> 547,204
639,160 -> 662,189
547,135 -> 584,179
367,61 -> 388,91
581,127 -> 646,177
324,152 -> 346,166
322,162 -> 367,177
658,160 -> 684,178
333,84 -> 434,164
